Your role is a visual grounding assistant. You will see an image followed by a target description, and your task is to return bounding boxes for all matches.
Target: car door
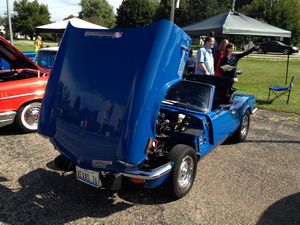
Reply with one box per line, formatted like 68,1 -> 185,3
273,42 -> 282,53
208,105 -> 240,146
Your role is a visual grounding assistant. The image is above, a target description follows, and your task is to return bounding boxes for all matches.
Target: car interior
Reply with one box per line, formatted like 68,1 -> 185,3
186,75 -> 233,110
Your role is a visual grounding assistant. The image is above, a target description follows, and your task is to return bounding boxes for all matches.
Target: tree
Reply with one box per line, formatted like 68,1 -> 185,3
155,0 -> 233,26
242,0 -> 300,45
79,0 -> 115,28
188,0 -> 232,25
63,15 -> 76,20
12,0 -> 51,39
116,0 -> 159,28
154,0 -> 189,26
234,0 -> 254,11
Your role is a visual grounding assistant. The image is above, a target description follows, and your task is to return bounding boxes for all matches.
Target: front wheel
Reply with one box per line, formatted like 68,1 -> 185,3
15,102 -> 41,132
167,144 -> 197,199
283,49 -> 290,55
232,110 -> 250,142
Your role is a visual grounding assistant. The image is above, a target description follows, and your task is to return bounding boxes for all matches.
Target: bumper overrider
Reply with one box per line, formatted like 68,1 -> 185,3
0,111 -> 16,128
121,162 -> 173,179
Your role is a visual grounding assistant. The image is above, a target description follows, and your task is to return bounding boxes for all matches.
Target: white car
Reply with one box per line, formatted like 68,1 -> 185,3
34,47 -> 58,71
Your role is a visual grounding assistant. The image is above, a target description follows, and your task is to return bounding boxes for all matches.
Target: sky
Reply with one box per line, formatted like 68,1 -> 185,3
0,0 -> 123,22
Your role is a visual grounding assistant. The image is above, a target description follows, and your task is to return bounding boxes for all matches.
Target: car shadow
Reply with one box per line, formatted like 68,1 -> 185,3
0,124 -> 26,136
0,164 -> 174,224
0,168 -> 131,225
256,192 -> 300,225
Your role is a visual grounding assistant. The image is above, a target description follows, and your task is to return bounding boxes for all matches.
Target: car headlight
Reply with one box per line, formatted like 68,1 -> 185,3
292,47 -> 298,50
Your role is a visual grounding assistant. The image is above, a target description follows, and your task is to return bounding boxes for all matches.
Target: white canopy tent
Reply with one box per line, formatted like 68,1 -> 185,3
36,18 -> 107,33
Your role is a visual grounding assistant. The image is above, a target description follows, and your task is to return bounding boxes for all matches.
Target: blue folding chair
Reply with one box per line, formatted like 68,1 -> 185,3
268,76 -> 295,104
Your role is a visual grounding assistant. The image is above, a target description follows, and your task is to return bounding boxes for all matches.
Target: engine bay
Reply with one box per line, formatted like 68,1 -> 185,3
0,69 -> 46,82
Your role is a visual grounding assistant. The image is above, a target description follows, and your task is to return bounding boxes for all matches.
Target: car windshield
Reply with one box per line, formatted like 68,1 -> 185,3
164,80 -> 213,112
34,50 -> 57,70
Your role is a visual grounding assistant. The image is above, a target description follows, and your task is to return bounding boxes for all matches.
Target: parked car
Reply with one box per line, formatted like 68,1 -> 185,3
34,47 -> 58,71
22,51 -> 36,61
38,20 -> 257,199
257,41 -> 299,55
0,36 -> 48,132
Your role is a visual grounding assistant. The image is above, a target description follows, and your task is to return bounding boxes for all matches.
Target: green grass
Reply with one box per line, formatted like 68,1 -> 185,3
236,57 -> 300,114
13,40 -> 58,51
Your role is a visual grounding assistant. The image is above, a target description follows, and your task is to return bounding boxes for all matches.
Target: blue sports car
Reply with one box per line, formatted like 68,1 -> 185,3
38,20 -> 256,199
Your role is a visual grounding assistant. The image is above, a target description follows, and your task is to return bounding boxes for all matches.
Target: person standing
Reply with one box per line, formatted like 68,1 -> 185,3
185,49 -> 196,76
220,43 -> 259,93
34,36 -> 43,52
214,39 -> 229,77
195,36 -> 215,75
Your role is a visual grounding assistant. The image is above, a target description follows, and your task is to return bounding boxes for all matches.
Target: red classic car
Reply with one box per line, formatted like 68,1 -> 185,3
0,36 -> 48,132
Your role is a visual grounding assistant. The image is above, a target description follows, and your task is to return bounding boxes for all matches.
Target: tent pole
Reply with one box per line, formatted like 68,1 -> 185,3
285,54 -> 289,84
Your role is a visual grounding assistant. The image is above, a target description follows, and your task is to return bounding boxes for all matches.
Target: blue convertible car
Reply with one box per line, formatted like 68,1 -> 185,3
38,20 -> 256,199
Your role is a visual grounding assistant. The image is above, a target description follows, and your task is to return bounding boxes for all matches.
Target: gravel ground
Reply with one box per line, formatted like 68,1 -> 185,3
0,109 -> 299,225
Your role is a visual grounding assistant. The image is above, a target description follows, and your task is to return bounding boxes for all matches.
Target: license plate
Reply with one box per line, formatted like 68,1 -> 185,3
76,166 -> 102,188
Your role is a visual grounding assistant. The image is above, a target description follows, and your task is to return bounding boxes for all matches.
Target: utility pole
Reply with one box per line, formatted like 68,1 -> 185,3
6,0 -> 13,44
170,0 -> 180,23
232,0 -> 236,11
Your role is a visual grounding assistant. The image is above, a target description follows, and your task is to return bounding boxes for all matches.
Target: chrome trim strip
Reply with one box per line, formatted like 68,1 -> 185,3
0,90 -> 45,100
122,162 -> 172,180
117,160 -> 136,167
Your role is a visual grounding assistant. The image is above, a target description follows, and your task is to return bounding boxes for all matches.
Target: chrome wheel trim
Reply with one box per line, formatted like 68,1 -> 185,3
241,114 -> 249,137
177,155 -> 194,189
21,103 -> 41,130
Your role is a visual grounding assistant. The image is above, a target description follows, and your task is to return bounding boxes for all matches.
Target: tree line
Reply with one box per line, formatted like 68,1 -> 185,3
0,0 -> 299,44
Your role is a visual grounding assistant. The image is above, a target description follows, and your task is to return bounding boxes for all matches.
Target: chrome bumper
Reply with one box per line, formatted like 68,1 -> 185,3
122,162 -> 172,180
0,111 -> 16,128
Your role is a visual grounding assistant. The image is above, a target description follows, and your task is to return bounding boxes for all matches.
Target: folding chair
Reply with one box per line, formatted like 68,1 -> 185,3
268,76 -> 295,104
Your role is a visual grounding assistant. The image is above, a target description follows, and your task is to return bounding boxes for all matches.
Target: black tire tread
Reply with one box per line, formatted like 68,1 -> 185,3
167,144 -> 197,199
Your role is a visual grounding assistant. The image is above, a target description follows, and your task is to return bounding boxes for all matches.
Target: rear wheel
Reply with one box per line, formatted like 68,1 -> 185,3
167,144 -> 197,199
15,102 -> 41,132
232,110 -> 250,142
257,48 -> 264,54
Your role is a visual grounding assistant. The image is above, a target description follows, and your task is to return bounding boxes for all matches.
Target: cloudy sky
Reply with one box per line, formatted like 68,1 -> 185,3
0,0 -> 123,22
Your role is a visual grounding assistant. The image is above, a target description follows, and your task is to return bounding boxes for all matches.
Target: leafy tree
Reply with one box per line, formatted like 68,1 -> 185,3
188,0 -> 232,24
63,15 -> 76,20
242,0 -> 300,45
12,0 -> 51,39
154,0 -> 189,26
234,0 -> 254,11
154,0 -> 171,21
79,0 -> 115,28
116,0 -> 159,28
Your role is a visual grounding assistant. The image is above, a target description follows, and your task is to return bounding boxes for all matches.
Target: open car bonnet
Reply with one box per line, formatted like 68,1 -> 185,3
0,36 -> 41,70
38,20 -> 191,169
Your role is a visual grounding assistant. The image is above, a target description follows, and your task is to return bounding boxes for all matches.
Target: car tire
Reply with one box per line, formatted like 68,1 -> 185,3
167,144 -> 197,199
283,49 -> 290,55
15,102 -> 41,132
257,48 -> 264,54
232,110 -> 250,143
